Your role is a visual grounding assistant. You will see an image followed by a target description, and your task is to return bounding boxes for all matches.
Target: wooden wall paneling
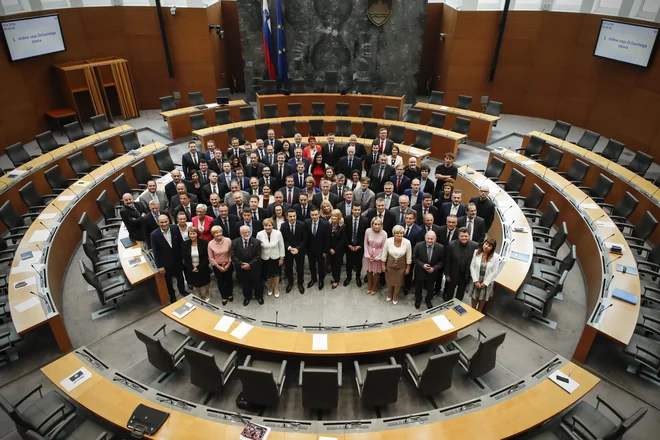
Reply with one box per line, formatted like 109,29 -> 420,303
207,2 -> 228,90
221,0 -> 245,93
418,2 -> 443,94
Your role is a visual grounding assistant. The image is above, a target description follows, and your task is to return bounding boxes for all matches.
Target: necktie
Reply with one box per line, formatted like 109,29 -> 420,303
214,208 -> 219,217
192,153 -> 197,165
223,218 -> 229,233
299,175 -> 303,187
427,246 -> 433,262
380,140 -> 384,151
329,145 -> 333,154
288,189 -> 292,205
397,176 -> 401,191
338,187 -> 343,198
448,229 -> 452,241
379,166 -> 384,181
349,158 -> 353,169
405,226 -> 410,237
302,207 -> 306,218
226,175 -> 230,186
292,224 -> 295,235
253,210 -> 258,220
244,240 -> 248,251
373,153 -> 377,163
312,222 -> 317,236
269,154 -> 273,164
346,203 -> 351,215
468,219 -> 473,239
185,205 -> 190,217
212,184 -> 217,194
385,196 -> 390,208
353,218 -> 358,244
265,178 -> 269,186
133,205 -> 139,215
240,180 -> 244,190
424,208 -> 428,216
400,212 -> 405,224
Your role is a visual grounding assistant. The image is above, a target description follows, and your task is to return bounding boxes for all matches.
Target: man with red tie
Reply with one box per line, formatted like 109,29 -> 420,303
390,164 -> 411,195
371,127 -> 394,156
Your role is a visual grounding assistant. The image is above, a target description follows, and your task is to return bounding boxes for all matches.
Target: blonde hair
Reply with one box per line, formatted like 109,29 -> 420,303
210,225 -> 223,236
320,200 -> 333,214
331,209 -> 344,226
262,218 -> 274,227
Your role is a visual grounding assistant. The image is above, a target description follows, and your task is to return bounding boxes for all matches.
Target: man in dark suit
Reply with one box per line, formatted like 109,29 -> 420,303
151,215 -> 187,303
437,214 -> 459,248
227,137 -> 245,160
261,144 -> 277,166
366,198 -> 397,237
404,157 -> 422,181
270,152 -> 293,183
245,153 -> 265,179
258,166 -> 279,191
469,184 -> 496,231
345,134 -> 366,159
232,208 -> 263,239
458,203 -> 486,243
164,169 -> 191,203
119,193 -> 145,241
293,193 -> 314,221
335,146 -> 362,177
211,203 -> 238,238
330,174 -> 348,200
344,205 -> 369,287
248,195 -> 268,222
414,194 -> 439,226
305,208 -> 330,289
444,227 -> 479,302
207,149 -> 224,174
265,129 -> 282,153
218,162 -> 237,189
363,143 -> 381,172
336,190 -> 355,218
413,231 -> 444,309
292,162 -> 310,189
312,180 -> 339,208
181,141 -> 202,179
141,200 -> 168,249
206,193 -> 223,218
231,225 -> 264,306
288,148 -> 310,169
419,164 -> 435,195
200,172 -> 227,205
403,179 -> 424,207
322,133 -> 343,167
280,209 -> 307,294
376,181 -> 399,209
403,209 -> 423,294
253,139 -> 267,163
438,190 -> 466,226
234,168 -> 250,192
279,175 -> 302,207
202,140 -> 217,161
169,182 -> 198,218
391,164 -> 411,195
239,144 -> 254,168
173,193 -> 198,222
371,127 -> 394,155
266,191 -> 291,217
197,160 -> 211,185
421,212 -> 443,237
367,154 -> 395,194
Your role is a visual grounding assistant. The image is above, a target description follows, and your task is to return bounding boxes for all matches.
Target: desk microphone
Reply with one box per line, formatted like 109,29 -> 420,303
500,205 -> 513,216
51,203 -> 64,215
597,303 -> 614,321
30,265 -> 44,287
602,274 -> 614,298
588,213 -> 605,226
605,254 -> 622,270
39,221 -> 52,232
599,232 -> 615,246
542,166 -> 548,180
509,238 -> 516,246
363,319 -> 368,329
577,196 -> 589,209
29,290 -> 52,313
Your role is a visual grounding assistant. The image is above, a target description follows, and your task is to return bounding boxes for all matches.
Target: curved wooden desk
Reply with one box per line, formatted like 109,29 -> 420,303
256,93 -> 406,121
523,131 -> 660,245
8,143 -> 168,352
194,116 -> 466,160
42,349 -> 598,439
0,126 -> 135,234
490,149 -> 641,363
413,102 -> 500,144
160,100 -> 249,140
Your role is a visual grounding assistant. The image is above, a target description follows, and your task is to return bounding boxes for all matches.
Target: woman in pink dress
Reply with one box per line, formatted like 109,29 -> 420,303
363,217 -> 388,295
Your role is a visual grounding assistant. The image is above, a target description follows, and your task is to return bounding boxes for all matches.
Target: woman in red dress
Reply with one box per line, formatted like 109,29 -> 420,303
309,153 -> 326,187
302,136 -> 322,163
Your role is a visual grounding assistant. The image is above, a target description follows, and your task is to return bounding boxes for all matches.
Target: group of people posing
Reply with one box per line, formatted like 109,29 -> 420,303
119,128 -> 504,311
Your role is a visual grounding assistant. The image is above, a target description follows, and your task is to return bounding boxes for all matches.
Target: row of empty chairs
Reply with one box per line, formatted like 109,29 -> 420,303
258,74 -> 400,96
262,102 -> 396,119
160,88 -> 231,112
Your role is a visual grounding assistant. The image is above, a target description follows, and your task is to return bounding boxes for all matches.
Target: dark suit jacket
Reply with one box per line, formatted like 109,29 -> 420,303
363,152 -> 381,172
420,179 -> 435,196
444,240 -> 479,281
173,202 -> 198,222
227,147 -> 245,159
261,152 -> 278,167
165,179 -> 192,202
218,172 -> 237,189
346,142 -> 366,159
403,222 -> 424,249
403,189 -> 425,206
458,215 -> 487,243
371,138 -> 394,155
390,175 -> 411,195
437,226 -> 459,248
469,196 -> 496,231
141,210 -> 169,249
280,220 -> 307,254
201,182 -> 228,205
287,157 -> 310,169
120,203 -> 145,241
197,170 -> 211,186
305,218 -> 330,256
335,156 -> 362,177
151,225 -> 184,269
312,192 -> 339,209
439,202 -> 466,227
229,203 -> 247,218
330,184 -> 348,199
344,214 -> 370,248
413,242 -> 444,280
336,201 -> 355,218
206,204 -> 222,219
235,177 -> 250,192
265,138 -> 282,153
181,152 -> 202,178
414,204 -> 440,225
293,203 -> 313,221
270,163 -> 293,182
259,176 -> 280,190
211,214 -> 238,238
279,185 -> 302,205
292,173 -> 311,189
376,192 -> 399,209
420,223 -> 443,239
250,207 -> 269,222
182,239 -> 209,274
232,219 -> 263,239
330,224 -> 346,255
169,192 -> 198,218
367,164 -> 395,194
244,163 -> 265,179
365,209 -> 397,237
207,158 -> 224,174
322,143 -> 343,167
231,237 -> 262,277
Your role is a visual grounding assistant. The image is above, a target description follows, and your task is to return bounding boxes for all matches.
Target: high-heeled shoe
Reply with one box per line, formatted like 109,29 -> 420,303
386,296 -> 392,301
222,299 -> 227,306
228,296 -> 234,302
331,282 -> 338,289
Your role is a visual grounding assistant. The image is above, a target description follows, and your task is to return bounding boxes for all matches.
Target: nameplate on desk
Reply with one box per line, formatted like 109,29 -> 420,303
595,220 -> 616,229
230,321 -> 253,339
611,288 -> 638,305
313,333 -> 328,351
171,302 -> 195,319
616,264 -> 638,275
439,106 -> 449,110
37,213 -> 57,220
549,371 -> 579,394
74,180 -> 89,186
512,226 -> 528,233
214,315 -> 235,332
7,170 -> 27,178
127,257 -> 145,267
239,421 -> 271,440
580,203 -> 599,210
60,367 -> 92,392
432,315 -> 454,331
604,242 -> 625,254
57,195 -> 75,202
522,160 -> 536,166
510,251 -> 530,262
29,230 -> 50,243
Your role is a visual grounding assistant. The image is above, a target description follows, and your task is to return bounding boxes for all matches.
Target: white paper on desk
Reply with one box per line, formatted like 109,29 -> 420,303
549,371 -> 579,394
29,230 -> 50,243
522,160 -> 536,165
230,321 -> 253,339
123,248 -> 142,258
157,174 -> 173,185
37,213 -> 57,220
8,169 -> 28,177
60,367 -> 92,392
580,203 -> 599,209
15,296 -> 40,312
439,106 -> 449,110
595,220 -> 616,228
312,334 -> 328,351
214,315 -> 235,332
57,195 -> 75,202
319,437 -> 339,440
432,315 -> 454,331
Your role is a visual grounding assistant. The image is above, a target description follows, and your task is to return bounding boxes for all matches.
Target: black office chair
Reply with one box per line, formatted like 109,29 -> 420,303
237,355 -> 287,407
550,120 -> 571,140
188,92 -> 204,106
382,82 -> 398,96
429,90 -> 444,105
625,332 -> 660,375
599,139 -> 625,163
531,246 -> 576,288
517,135 -> 544,159
361,122 -> 378,140
263,104 -> 279,119
626,151 -> 654,177
541,147 -> 563,171
154,148 -> 181,175
403,109 -> 422,124
476,156 -> 506,180
512,183 -> 544,215
495,168 -> 525,196
574,130 -> 600,151
25,414 -> 115,440
0,201 -> 36,241
215,109 -> 232,125
619,212 -> 658,246
0,320 -> 21,365
358,104 -> 373,118
633,244 -> 659,278
18,182 -> 56,213
389,125 -> 405,144
90,114 -> 110,133
67,152 -> 101,178
93,140 -> 119,164
355,80 -> 370,94
405,347 -> 460,396
291,79 -> 306,93
530,202 -> 560,236
6,143 -> 38,168
484,101 -> 502,124
184,342 -> 238,395
515,270 -> 568,323
561,396 -> 647,440
414,130 -> 433,151
160,96 -> 176,112
556,159 -> 589,185
240,106 -> 255,122
452,117 -> 471,140
325,71 -> 338,93
354,357 -> 401,407
262,80 -> 277,95
455,95 -> 472,110
336,120 -> 352,137
80,260 -> 132,310
44,165 -> 76,194
448,328 -> 505,379
299,361 -> 342,410
120,131 -> 140,152
227,127 -> 245,145
335,102 -> 350,117
255,122 -> 270,141
35,131 -> 61,154
82,231 -> 119,271
311,102 -> 326,116
309,120 -> 325,137
135,324 -> 192,374
533,222 -> 568,256
382,106 -> 398,121
112,173 -> 141,199
0,386 -> 75,439
132,160 -> 160,190
428,112 -> 446,129
600,191 -> 638,224
578,173 -> 613,203
287,103 -> 302,117
78,212 -> 119,246
216,88 -> 230,100
64,122 -> 85,142
281,121 -> 297,138
189,114 -> 207,130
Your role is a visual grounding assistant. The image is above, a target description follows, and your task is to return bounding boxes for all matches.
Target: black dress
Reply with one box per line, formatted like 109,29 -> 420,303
328,224 -> 346,282
182,239 -> 211,287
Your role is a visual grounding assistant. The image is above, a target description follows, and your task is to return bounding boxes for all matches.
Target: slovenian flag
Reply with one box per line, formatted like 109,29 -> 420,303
276,0 -> 288,83
262,0 -> 276,80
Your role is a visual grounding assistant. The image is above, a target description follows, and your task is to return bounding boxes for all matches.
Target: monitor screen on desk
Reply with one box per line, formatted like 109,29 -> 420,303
594,19 -> 658,68
1,14 -> 66,62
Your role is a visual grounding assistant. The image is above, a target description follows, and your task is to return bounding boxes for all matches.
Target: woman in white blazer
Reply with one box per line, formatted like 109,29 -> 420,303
466,238 -> 503,311
256,218 -> 285,298
387,145 -> 403,168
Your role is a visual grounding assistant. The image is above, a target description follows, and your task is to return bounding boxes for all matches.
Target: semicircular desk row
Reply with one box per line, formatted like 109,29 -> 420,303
522,131 -> 660,245
160,99 -> 250,140
412,102 -> 500,145
160,168 -> 533,357
488,149 -> 641,363
0,125 -> 136,234
7,143 -> 170,352
192,116 -> 466,160
42,348 -> 598,439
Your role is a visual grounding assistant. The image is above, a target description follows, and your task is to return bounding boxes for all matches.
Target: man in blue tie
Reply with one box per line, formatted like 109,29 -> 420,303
305,208 -> 330,290
344,205 -> 369,287
412,231 -> 444,309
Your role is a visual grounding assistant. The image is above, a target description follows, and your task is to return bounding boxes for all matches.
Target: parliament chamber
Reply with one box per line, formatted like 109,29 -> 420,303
1,1 -> 660,439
